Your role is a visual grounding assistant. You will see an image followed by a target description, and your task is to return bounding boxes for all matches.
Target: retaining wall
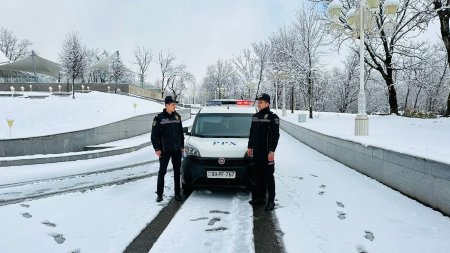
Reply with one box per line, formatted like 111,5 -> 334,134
0,109 -> 190,157
280,119 -> 450,216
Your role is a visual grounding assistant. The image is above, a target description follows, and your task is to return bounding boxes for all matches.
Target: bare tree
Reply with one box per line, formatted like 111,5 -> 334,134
293,4 -> 328,118
59,32 -> 88,99
330,52 -> 359,112
433,0 -> 450,116
109,52 -> 126,93
0,27 -> 32,61
133,46 -> 152,87
202,59 -> 237,99
158,50 -> 176,98
252,42 -> 271,100
167,66 -> 195,101
315,0 -> 435,114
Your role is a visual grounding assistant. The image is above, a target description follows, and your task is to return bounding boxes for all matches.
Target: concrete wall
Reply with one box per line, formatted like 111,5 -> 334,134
280,119 -> 450,216
0,109 -> 190,157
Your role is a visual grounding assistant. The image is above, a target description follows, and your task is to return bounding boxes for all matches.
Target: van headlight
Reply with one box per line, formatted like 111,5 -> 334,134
185,145 -> 201,157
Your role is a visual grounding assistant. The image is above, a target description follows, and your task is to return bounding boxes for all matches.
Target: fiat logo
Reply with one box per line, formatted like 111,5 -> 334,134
218,157 -> 226,165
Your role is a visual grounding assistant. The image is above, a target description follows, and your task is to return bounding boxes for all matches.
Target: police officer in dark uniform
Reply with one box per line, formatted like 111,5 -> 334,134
247,93 -> 280,211
151,96 -> 184,202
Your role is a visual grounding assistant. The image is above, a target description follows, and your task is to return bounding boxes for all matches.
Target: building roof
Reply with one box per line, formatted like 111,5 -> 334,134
0,51 -> 60,77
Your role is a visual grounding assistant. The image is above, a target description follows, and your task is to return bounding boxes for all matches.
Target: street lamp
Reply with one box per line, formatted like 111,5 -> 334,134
327,0 -> 399,136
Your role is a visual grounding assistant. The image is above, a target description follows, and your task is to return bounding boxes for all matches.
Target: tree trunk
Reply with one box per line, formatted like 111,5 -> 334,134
72,78 -> 75,99
445,92 -> 450,117
291,85 -> 294,113
387,80 -> 399,114
307,76 -> 313,119
404,87 -> 410,110
435,1 -> 450,116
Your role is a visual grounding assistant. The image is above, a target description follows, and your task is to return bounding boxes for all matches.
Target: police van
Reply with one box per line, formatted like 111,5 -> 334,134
182,103 -> 256,191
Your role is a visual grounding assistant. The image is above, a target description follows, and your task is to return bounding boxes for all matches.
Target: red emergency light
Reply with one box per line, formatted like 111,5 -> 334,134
236,100 -> 253,106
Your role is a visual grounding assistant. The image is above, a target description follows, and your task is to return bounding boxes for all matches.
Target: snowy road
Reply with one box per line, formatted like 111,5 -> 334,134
0,160 -> 160,205
150,190 -> 254,253
1,128 -> 450,252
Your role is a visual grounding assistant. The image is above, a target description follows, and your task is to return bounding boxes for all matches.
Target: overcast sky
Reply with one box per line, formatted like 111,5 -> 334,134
1,0 -> 441,83
1,0 -> 304,82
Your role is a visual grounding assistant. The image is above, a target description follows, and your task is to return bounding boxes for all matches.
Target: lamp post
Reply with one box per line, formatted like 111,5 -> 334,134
327,0 -> 399,136
58,85 -> 62,93
282,80 -> 287,117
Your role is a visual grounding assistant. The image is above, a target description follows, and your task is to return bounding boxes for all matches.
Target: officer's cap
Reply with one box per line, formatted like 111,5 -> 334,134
256,93 -> 271,104
164,96 -> 178,104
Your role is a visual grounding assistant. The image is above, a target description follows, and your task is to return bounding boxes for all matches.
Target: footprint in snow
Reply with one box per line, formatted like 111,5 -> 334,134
20,204 -> 30,208
356,244 -> 368,253
337,211 -> 346,220
49,233 -> 65,244
364,231 -> 375,241
208,217 -> 221,226
336,201 -> 345,208
205,227 -> 227,232
318,191 -> 325,196
319,185 -> 326,188
210,210 -> 230,214
190,217 -> 208,221
21,213 -> 32,218
309,174 -> 318,178
42,220 -> 57,227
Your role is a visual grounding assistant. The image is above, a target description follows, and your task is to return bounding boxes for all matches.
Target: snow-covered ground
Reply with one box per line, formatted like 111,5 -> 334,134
1,130 -> 449,252
0,91 -> 164,139
275,129 -> 450,253
1,102 -> 450,252
282,111 -> 450,164
150,190 -> 254,253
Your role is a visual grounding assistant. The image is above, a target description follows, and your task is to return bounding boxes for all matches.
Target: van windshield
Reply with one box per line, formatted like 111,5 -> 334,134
192,113 -> 252,138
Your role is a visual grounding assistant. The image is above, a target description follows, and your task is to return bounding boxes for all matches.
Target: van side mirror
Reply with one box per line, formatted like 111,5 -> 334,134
183,127 -> 190,135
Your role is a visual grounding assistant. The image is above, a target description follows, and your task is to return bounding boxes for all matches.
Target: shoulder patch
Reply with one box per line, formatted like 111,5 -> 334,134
152,119 -> 157,127
175,115 -> 180,121
264,114 -> 268,119
274,118 -> 279,125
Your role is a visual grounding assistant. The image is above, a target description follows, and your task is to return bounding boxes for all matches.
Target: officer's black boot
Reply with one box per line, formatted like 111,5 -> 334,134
265,201 -> 275,211
174,194 -> 182,202
156,195 -> 163,202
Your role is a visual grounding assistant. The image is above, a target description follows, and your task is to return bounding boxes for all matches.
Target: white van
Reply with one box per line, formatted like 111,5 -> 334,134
182,105 -> 256,191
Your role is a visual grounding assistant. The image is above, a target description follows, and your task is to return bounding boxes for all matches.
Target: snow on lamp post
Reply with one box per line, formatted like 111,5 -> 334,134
48,87 -> 53,93
6,119 -> 14,137
327,0 -> 399,136
10,86 -> 14,98
20,86 -> 25,93
133,103 -> 138,113
29,84 -> 32,92
58,85 -> 62,93
87,86 -> 90,91
81,85 -> 85,92
107,86 -> 111,93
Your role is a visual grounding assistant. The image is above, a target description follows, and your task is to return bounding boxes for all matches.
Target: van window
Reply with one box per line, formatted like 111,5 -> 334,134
192,113 -> 252,138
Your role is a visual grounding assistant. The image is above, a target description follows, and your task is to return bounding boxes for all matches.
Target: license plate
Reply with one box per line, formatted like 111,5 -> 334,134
207,171 -> 236,179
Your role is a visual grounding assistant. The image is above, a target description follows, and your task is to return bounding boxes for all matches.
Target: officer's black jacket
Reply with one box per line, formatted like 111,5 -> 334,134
151,109 -> 184,152
247,107 -> 280,153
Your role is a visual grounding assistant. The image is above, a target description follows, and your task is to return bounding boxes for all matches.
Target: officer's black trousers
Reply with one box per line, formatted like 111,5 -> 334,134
252,152 -> 276,202
157,150 -> 182,196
